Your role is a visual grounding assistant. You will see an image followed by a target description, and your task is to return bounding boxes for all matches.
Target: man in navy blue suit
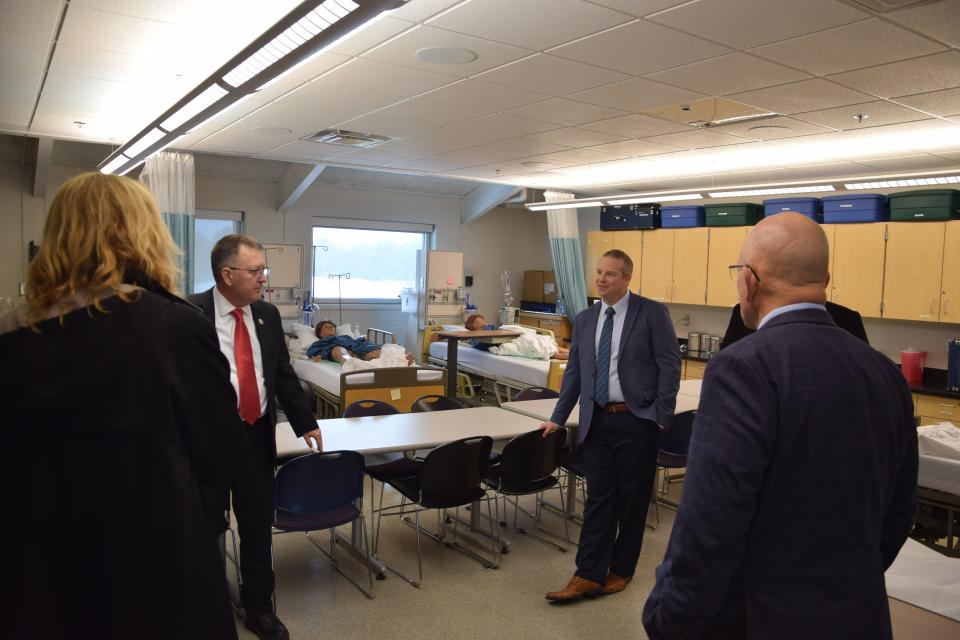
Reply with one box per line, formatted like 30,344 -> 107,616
542,249 -> 681,601
643,213 -> 918,639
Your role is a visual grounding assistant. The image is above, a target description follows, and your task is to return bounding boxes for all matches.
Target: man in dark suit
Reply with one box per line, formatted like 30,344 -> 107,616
541,249 -> 681,601
643,213 -> 918,639
190,235 -> 320,640
720,300 -> 868,349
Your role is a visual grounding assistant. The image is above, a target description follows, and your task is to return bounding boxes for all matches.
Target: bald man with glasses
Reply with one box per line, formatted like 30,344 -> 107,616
190,234 -> 319,640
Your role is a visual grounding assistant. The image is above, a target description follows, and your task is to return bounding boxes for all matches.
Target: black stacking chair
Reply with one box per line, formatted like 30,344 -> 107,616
483,428 -> 569,558
650,410 -> 697,529
514,387 -> 560,401
410,394 -> 469,412
377,436 -> 496,587
273,451 -> 373,598
342,400 -> 423,556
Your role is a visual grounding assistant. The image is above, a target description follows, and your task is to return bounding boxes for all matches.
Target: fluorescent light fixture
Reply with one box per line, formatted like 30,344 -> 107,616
607,193 -> 702,205
844,175 -> 960,189
99,0 -> 404,175
708,185 -> 835,198
527,200 -> 603,211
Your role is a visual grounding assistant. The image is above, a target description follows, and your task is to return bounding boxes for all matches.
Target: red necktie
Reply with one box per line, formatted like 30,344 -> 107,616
231,308 -> 260,425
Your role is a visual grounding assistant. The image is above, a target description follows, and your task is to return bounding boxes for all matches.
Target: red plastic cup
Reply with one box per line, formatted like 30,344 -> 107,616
900,351 -> 926,386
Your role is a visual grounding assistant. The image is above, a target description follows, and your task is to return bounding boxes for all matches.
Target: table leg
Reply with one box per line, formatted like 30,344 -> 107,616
446,336 -> 458,398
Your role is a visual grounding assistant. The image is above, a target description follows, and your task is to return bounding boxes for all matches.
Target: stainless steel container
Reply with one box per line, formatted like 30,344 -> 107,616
710,335 -> 721,354
687,332 -> 701,354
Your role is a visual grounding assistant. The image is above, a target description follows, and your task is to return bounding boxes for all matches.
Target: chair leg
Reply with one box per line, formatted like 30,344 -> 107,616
305,523 -> 375,599
513,489 -> 569,553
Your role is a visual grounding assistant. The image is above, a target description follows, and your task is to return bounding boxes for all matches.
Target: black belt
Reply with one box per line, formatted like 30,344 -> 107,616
599,402 -> 629,414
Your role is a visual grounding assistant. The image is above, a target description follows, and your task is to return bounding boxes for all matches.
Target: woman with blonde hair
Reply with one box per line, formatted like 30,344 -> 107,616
0,172 -> 244,639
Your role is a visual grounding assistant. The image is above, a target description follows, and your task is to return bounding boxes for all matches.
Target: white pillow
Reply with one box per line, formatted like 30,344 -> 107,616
441,324 -> 467,332
289,322 -> 317,354
336,323 -> 362,339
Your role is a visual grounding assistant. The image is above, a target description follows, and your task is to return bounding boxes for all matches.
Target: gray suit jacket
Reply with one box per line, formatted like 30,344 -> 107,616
549,291 -> 681,441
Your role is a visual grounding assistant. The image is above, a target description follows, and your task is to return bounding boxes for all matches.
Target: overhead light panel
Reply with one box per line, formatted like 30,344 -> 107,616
99,0 -> 405,175
527,200 -> 604,211
708,185 -> 835,198
607,193 -> 703,205
844,175 -> 960,189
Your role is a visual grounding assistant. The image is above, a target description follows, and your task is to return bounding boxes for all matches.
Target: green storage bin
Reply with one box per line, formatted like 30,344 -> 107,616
705,202 -> 764,227
889,189 -> 960,221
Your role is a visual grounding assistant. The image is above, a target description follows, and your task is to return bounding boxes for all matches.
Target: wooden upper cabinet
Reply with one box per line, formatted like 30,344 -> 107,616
612,231 -> 643,294
831,223 -> 886,318
705,227 -> 749,307
883,222 -> 946,322
640,229 -> 675,302
585,230 -> 613,297
821,224 -> 837,301
672,227 -> 709,305
940,221 -> 960,323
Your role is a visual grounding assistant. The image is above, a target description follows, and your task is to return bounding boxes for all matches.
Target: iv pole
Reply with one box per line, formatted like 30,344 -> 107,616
329,273 -> 350,325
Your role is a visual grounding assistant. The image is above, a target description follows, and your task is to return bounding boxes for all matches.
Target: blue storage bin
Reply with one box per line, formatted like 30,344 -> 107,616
661,205 -> 705,228
763,197 -> 823,222
822,194 -> 889,223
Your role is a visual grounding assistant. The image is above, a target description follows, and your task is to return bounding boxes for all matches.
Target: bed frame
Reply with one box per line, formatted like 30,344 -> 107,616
915,485 -> 960,557
421,323 -> 567,405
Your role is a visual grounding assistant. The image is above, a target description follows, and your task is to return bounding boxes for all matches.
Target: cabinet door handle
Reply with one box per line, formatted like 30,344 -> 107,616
931,298 -> 937,315
944,297 -> 950,315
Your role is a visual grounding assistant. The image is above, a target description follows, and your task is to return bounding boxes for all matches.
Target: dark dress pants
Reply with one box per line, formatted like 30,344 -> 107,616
232,414 -> 278,614
574,408 -> 660,584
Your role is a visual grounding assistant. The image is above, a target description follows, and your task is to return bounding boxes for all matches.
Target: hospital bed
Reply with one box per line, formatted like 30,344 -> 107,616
914,453 -> 960,557
422,323 -> 566,405
290,327 -> 444,417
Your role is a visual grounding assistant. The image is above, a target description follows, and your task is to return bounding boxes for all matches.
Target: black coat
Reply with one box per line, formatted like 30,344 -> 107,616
720,301 -> 868,350
0,289 -> 245,639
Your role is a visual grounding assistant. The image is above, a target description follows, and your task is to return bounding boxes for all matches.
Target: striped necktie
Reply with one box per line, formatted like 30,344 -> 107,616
595,306 -> 616,407
231,308 -> 260,425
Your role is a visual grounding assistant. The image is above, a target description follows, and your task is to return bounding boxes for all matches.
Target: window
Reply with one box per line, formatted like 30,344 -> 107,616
311,225 -> 428,303
192,211 -> 241,294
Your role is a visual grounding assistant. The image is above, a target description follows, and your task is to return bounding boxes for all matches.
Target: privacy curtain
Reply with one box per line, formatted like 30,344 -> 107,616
140,151 -> 196,294
545,189 -> 589,323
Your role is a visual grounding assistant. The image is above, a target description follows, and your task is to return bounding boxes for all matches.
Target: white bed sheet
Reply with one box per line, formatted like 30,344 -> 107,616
918,454 -> 960,496
429,342 -> 550,388
292,353 -> 444,398
886,538 -> 960,621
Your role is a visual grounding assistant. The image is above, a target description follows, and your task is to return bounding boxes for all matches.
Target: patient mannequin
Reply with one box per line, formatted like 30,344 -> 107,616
465,313 -> 569,359
308,320 -> 414,365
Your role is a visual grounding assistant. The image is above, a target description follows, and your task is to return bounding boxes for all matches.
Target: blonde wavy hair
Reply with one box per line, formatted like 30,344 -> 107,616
25,172 -> 180,324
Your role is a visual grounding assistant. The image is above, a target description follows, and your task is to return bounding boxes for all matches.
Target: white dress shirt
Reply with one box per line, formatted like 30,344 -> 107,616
594,291 -> 630,403
212,286 -> 268,417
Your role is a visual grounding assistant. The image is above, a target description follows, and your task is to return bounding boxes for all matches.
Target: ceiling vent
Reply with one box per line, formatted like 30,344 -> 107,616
303,128 -> 392,148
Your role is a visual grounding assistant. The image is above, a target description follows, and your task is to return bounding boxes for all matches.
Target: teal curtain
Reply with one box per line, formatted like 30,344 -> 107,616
140,151 -> 196,294
546,190 -> 588,323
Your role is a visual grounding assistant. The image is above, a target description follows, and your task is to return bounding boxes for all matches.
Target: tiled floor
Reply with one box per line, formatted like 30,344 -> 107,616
232,479 -> 683,639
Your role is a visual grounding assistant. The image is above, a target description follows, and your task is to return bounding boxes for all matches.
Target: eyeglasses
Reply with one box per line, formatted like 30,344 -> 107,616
226,265 -> 271,276
728,264 -> 760,283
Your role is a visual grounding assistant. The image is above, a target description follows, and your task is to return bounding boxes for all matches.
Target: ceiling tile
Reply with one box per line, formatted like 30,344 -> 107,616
748,18 -> 946,76
334,114 -> 438,139
646,0 -> 867,49
569,78 -> 707,113
313,58 -> 459,98
522,127 -> 629,147
58,5 -> 177,57
730,79 -> 875,115
333,147 -> 427,167
586,0 -> 695,17
172,97 -> 270,147
0,108 -> 31,131
0,36 -> 52,72
580,113 -> 692,137
0,66 -> 43,95
383,114 -> 557,154
362,25 -> 533,77
0,88 -> 38,112
888,0 -> 960,48
895,88 -> 960,117
256,139 -> 358,162
329,17 -> 415,56
828,51 -> 960,99
647,53 -> 809,96
389,0 -> 466,22
472,138 -> 572,157
523,148 -> 633,165
505,98 -> 629,126
370,98 -> 488,126
242,83 -> 403,134
417,80 -> 550,111
254,53 -> 351,103
644,129 -> 751,150
792,100 -> 930,130
474,54 -> 629,96
585,138 -> 686,156
29,110 -> 116,139
855,154 -> 960,172
0,0 -> 61,40
548,19 -> 730,76
47,44 -> 159,84
705,116 -> 835,140
425,0 -> 632,51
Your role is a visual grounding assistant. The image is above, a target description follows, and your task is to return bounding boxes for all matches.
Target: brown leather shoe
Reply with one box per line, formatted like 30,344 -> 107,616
601,571 -> 632,595
545,575 -> 603,601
